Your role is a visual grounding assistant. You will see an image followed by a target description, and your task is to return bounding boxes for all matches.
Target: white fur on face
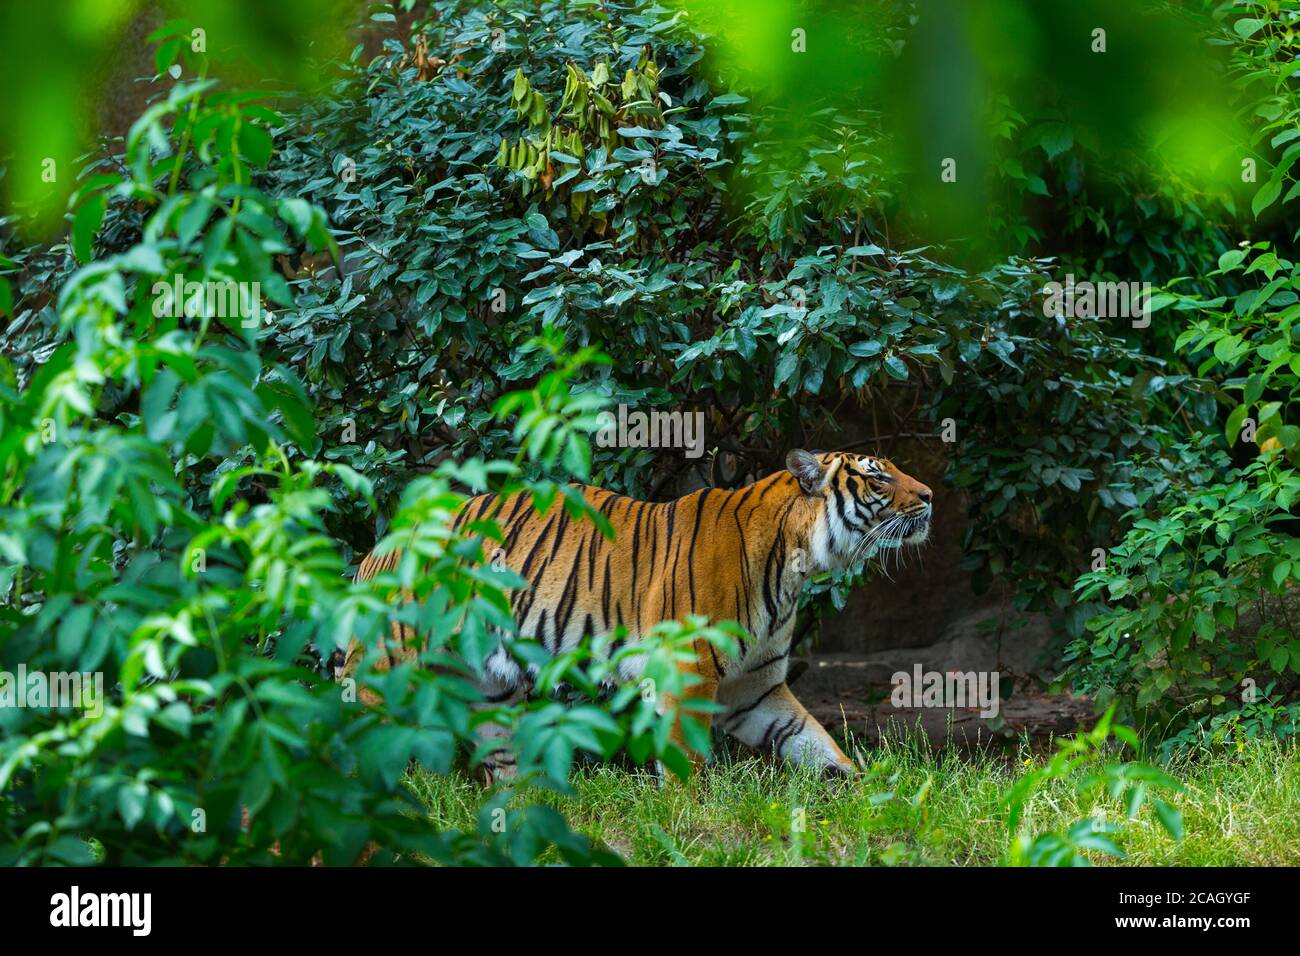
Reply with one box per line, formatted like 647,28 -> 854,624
809,465 -> 894,571
807,507 -> 837,570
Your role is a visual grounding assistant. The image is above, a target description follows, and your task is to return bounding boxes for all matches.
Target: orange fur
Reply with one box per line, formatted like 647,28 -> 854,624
344,451 -> 933,777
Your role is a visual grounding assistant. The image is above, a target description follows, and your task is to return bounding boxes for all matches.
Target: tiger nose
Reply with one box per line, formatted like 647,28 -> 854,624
917,485 -> 933,504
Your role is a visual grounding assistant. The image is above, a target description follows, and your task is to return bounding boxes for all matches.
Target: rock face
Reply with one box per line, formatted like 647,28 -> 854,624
791,671 -> 1093,753
788,609 -> 1089,751
802,606 -> 1055,688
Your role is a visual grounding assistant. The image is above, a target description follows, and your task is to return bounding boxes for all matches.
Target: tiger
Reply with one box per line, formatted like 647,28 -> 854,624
344,449 -> 933,779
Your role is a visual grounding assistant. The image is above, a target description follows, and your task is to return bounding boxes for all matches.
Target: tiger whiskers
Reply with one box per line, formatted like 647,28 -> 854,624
851,512 -> 908,579
848,508 -> 933,580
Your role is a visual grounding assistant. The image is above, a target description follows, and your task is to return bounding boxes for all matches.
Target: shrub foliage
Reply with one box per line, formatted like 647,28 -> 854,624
0,0 -> 1297,864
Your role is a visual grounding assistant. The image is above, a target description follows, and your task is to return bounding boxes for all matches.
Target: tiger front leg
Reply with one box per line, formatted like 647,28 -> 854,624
654,637 -> 722,781
471,648 -> 530,786
720,681 -> 855,776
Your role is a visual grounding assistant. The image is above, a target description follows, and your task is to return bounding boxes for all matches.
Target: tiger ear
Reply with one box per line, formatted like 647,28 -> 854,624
786,449 -> 825,494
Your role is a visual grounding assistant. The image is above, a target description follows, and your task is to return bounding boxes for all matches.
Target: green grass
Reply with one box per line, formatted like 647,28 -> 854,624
406,732 -> 1300,865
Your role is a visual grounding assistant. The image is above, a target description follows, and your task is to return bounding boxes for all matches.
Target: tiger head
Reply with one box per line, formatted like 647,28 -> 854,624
786,449 -> 933,571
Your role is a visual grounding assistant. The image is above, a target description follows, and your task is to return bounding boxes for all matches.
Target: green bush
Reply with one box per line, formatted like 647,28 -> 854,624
1059,3 -> 1300,743
3,0 -> 1300,870
0,55 -> 731,865
1066,243 -> 1300,738
255,0 -> 1180,627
